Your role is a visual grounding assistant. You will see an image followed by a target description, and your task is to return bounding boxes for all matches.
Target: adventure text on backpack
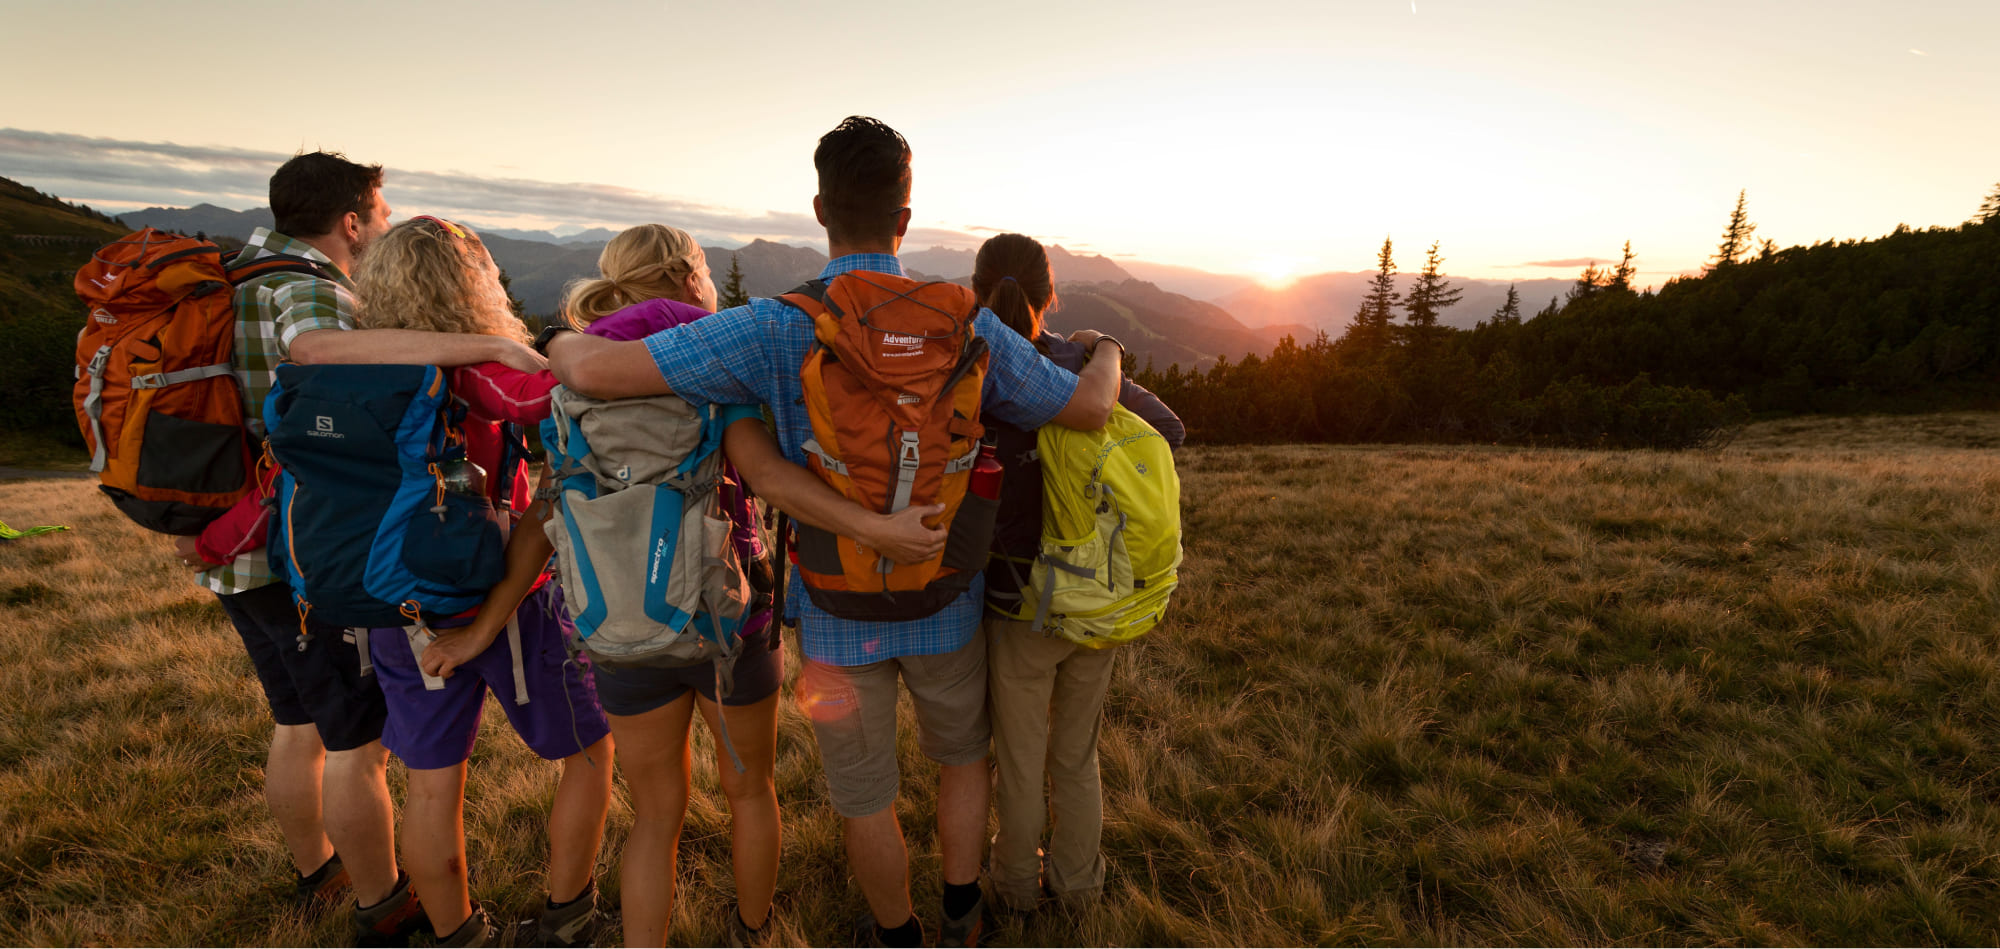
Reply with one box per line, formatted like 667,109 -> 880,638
72,228 -> 327,534
997,403 -> 1181,647
539,385 -> 752,670
777,273 -> 1000,621
264,363 -> 509,633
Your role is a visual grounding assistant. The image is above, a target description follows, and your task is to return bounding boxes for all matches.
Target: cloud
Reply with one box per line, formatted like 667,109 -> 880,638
1909,48 -> 1928,56
1510,257 -> 1601,268
0,128 -> 988,250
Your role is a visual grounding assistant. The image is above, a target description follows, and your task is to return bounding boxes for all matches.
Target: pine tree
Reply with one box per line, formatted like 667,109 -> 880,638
498,268 -> 526,318
1343,236 -> 1398,355
1609,241 -> 1637,292
718,253 -> 749,309
1568,262 -> 1605,302
1491,284 -> 1522,325
1974,182 -> 2000,224
1709,190 -> 1756,270
1401,241 -> 1462,330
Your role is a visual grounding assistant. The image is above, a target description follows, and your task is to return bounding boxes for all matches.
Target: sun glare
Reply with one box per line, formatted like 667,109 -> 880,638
1253,258 -> 1300,289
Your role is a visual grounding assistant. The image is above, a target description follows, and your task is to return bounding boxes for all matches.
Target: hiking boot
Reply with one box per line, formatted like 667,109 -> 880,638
724,901 -> 772,948
293,853 -> 350,909
350,872 -> 428,948
854,912 -> 925,948
937,888 -> 992,947
436,905 -> 500,948
509,880 -> 604,948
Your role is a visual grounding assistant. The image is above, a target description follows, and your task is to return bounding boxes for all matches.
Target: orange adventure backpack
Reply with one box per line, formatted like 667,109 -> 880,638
74,228 -> 328,535
777,272 -> 1000,621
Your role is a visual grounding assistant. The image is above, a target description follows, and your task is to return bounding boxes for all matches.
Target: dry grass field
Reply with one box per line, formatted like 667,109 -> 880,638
4,412 -> 1999,946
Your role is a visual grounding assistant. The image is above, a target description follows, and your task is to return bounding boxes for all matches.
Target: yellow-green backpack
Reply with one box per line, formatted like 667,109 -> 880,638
1007,404 -> 1182,647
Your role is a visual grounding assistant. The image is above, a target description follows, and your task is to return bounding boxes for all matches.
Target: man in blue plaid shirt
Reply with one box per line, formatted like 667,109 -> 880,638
548,117 -> 1124,946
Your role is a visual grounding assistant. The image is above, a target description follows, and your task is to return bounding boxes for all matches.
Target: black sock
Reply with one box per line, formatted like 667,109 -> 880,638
878,918 -> 923,947
546,879 -> 594,911
300,853 -> 338,882
357,872 -> 409,911
942,881 -> 982,920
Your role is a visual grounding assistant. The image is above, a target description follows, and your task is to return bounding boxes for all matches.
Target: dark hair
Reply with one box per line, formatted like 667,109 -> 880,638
814,116 -> 911,246
270,151 -> 384,238
972,233 -> 1055,344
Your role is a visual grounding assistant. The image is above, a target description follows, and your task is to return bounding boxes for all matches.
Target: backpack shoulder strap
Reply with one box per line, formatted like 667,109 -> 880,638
227,252 -> 333,286
774,278 -> 836,317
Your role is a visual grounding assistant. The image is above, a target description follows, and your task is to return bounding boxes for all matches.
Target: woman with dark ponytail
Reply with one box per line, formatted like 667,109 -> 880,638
971,233 -> 1184,914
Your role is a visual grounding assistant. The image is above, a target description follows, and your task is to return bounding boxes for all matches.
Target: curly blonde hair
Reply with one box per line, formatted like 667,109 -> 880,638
354,217 -> 530,343
561,223 -> 707,328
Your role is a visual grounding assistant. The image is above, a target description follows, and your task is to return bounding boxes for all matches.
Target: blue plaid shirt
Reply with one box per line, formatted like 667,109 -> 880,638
643,254 -> 1079,665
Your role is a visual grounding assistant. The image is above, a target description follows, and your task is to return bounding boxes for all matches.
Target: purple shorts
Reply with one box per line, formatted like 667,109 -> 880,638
370,584 -> 610,770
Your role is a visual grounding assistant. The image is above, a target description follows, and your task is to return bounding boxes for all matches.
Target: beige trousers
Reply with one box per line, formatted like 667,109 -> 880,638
986,616 -> 1121,911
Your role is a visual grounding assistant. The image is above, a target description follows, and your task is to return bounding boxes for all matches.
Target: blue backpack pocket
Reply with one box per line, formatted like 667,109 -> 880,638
406,491 -> 506,591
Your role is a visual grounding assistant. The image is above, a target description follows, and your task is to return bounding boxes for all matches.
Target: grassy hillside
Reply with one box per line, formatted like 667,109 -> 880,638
4,414 -> 1997,945
0,178 -> 127,445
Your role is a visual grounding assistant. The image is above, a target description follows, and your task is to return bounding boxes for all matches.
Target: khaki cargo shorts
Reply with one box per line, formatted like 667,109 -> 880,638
796,625 -> 991,818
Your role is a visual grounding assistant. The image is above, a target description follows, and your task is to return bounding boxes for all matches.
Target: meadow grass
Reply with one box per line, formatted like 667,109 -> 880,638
3,413 -> 1999,945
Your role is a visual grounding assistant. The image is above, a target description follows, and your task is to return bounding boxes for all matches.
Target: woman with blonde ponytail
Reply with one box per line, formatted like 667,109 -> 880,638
561,224 -> 712,329
552,224 -> 948,947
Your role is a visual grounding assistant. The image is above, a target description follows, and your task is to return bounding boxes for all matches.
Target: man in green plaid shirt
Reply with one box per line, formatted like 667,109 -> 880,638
163,151 -> 545,944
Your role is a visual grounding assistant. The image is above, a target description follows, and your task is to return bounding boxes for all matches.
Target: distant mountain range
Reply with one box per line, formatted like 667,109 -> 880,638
1222,272 -> 1580,335
112,200 -> 1557,364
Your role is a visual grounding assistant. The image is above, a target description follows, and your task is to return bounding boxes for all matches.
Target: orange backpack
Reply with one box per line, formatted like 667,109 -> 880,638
777,272 -> 999,621
74,229 -> 327,534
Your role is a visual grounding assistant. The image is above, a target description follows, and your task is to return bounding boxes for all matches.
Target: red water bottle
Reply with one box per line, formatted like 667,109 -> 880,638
968,443 -> 1003,500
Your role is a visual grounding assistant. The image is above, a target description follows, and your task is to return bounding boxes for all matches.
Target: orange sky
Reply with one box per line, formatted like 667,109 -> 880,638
2,0 -> 1994,285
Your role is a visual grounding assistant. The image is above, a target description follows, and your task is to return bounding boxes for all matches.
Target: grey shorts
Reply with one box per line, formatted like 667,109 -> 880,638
796,625 -> 991,818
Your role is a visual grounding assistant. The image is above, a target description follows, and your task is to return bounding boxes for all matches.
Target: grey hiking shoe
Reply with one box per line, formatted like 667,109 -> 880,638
350,872 -> 428,948
724,901 -> 772,948
510,880 -> 604,948
293,853 -> 350,910
938,888 -> 992,948
436,905 -> 500,948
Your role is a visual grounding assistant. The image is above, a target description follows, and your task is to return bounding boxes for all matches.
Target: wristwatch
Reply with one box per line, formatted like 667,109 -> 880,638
532,323 -> 573,356
1088,334 -> 1124,358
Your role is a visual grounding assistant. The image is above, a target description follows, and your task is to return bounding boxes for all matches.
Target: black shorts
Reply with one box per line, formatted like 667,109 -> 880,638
590,614 -> 783,717
216,583 -> 388,752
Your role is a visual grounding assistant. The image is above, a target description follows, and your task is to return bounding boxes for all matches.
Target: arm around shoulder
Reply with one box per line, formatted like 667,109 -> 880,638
1048,333 -> 1122,431
289,328 -> 546,372
546,331 -> 673,400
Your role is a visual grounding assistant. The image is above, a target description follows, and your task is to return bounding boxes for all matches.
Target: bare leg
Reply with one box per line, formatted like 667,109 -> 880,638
606,695 -> 697,947
937,758 -> 990,888
266,723 -> 334,874
846,806 -> 913,928
403,762 -> 471,935
694,692 -> 781,928
546,735 -> 615,903
324,739 -> 400,905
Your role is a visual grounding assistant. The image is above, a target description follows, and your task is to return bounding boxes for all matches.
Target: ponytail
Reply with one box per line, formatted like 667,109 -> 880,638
561,275 -> 627,329
972,232 -> 1054,345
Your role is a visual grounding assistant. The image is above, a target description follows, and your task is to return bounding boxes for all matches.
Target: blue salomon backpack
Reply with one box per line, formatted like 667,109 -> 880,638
539,385 -> 752,672
265,364 -> 507,633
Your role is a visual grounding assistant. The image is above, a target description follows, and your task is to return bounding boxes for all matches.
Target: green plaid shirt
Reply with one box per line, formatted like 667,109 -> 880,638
196,228 -> 356,596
